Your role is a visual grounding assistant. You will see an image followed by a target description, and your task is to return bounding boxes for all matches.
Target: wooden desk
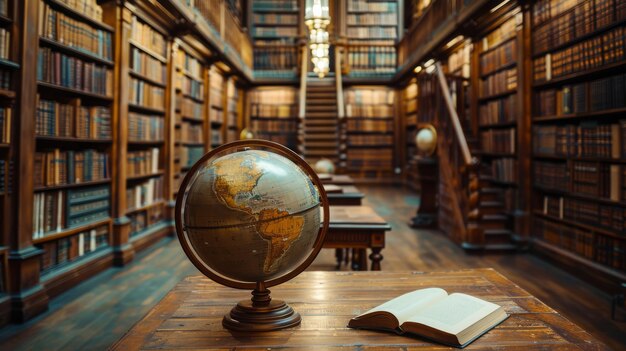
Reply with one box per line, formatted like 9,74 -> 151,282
324,185 -> 364,206
112,270 -> 607,350
320,174 -> 355,185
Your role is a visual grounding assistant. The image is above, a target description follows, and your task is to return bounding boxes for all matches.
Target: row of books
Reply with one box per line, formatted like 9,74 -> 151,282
128,204 -> 164,236
537,194 -> 625,234
480,128 -> 516,154
34,149 -> 109,187
127,148 -> 159,177
479,95 -> 516,126
226,129 -> 237,143
480,68 -> 517,97
347,134 -> 393,146
56,0 -> 103,22
480,39 -> 516,77
32,185 -> 110,238
347,119 -> 393,132
253,13 -> 298,25
253,27 -> 298,38
129,78 -> 165,110
39,225 -> 109,273
532,121 -> 626,158
178,75 -> 204,100
448,44 -> 471,78
176,50 -> 203,80
532,0 -> 582,26
128,112 -> 163,142
533,25 -> 626,82
536,161 -> 624,202
252,0 -> 298,11
179,122 -> 203,144
348,47 -> 397,73
37,47 -> 113,96
253,46 -> 299,71
533,217 -> 625,270
211,129 -> 222,145
0,106 -> 10,143
36,100 -> 112,139
346,149 -> 393,168
534,73 -> 626,117
346,105 -> 393,118
484,158 -> 517,183
256,133 -> 297,150
250,104 -> 297,118
0,67 -> 9,90
346,89 -> 394,105
347,27 -> 397,40
482,16 -> 517,50
126,177 -> 163,212
251,119 -> 297,132
180,146 -> 204,168
0,0 -> 7,17
179,97 -> 203,120
0,28 -> 9,60
347,13 -> 397,26
0,160 -> 8,194
131,47 -> 166,84
250,89 -> 297,104
347,1 -> 397,13
210,108 -> 223,124
130,16 -> 166,57
38,1 -> 112,60
534,161 -> 569,192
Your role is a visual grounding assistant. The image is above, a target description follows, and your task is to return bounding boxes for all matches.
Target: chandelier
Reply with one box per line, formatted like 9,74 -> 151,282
305,0 -> 330,78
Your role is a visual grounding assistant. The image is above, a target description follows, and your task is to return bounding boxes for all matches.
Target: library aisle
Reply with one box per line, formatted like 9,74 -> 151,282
0,186 -> 624,351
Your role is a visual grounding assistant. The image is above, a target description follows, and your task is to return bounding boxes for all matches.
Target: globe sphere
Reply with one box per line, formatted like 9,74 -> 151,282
416,126 -> 437,156
180,146 -> 323,286
240,128 -> 255,140
313,158 -> 335,174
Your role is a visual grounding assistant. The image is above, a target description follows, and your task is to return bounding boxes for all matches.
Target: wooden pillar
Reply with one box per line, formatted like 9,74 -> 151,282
411,157 -> 439,228
8,0 -> 49,322
164,40 -> 178,224
109,4 -> 134,266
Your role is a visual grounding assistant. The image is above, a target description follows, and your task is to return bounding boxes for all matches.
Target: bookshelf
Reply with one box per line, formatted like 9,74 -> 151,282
249,87 -> 299,151
345,0 -> 398,78
344,87 -> 395,180
530,0 -> 626,285
34,0 -> 115,285
173,41 -> 207,199
402,77 -> 418,191
224,77 -> 241,143
208,66 -> 224,149
251,0 -> 300,79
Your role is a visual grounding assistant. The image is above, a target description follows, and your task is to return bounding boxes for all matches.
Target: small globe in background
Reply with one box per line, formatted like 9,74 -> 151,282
416,125 -> 437,156
240,128 -> 255,140
313,158 -> 336,174
180,147 -> 322,284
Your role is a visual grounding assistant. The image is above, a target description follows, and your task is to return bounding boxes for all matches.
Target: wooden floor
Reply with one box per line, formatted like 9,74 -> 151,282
0,185 -> 624,350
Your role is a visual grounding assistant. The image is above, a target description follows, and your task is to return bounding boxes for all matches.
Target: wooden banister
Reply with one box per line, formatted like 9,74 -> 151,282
434,62 -> 473,166
335,46 -> 344,119
298,44 -> 308,120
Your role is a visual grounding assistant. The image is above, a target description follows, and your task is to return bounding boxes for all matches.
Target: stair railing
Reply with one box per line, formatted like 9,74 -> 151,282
335,45 -> 345,171
298,44 -> 309,156
434,62 -> 483,249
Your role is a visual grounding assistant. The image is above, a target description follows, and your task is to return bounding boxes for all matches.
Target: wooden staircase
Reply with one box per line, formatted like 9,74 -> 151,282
300,77 -> 340,164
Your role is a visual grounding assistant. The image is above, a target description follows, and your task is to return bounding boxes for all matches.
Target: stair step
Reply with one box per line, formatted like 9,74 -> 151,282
479,214 -> 508,230
480,188 -> 502,202
304,121 -> 338,127
302,135 -> 339,141
305,113 -> 339,119
302,127 -> 337,133
307,97 -> 337,103
483,243 -> 517,253
484,229 -> 514,245
305,151 -> 340,157
479,201 -> 505,215
306,106 -> 338,112
304,142 -> 339,148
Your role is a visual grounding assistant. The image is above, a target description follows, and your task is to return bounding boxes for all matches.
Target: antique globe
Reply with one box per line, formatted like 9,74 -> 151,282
313,157 -> 335,174
416,124 -> 437,156
175,139 -> 329,332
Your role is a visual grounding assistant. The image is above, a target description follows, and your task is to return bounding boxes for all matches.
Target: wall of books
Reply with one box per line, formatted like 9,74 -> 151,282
531,0 -> 626,275
34,0 -> 115,276
251,0 -> 300,79
173,42 -> 206,199
346,0 -> 398,78
344,87 -> 395,179
249,87 -> 298,151
209,66 -> 224,148
225,78 -> 241,143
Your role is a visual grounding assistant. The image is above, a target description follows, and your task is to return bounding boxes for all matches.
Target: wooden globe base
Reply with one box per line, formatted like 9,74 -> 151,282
222,284 -> 301,332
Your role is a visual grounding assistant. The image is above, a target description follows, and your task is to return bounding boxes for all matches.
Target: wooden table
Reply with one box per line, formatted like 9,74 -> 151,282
112,270 -> 607,350
326,206 -> 390,270
324,184 -> 364,206
319,174 -> 355,185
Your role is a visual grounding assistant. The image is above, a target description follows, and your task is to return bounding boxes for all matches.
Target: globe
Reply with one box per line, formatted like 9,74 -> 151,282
313,158 -> 336,174
239,128 -> 254,140
175,139 -> 329,332
416,124 -> 437,156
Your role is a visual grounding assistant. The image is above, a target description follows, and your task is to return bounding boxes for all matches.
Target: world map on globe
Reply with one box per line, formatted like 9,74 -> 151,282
183,149 -> 321,283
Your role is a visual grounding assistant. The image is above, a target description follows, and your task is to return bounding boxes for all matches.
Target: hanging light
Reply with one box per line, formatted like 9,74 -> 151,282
305,0 -> 331,78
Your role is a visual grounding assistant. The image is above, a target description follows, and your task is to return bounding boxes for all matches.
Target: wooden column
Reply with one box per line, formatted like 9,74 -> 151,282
411,157 -> 439,228
204,64 -> 212,152
164,40 -> 178,224
109,4 -> 134,266
8,0 -> 49,322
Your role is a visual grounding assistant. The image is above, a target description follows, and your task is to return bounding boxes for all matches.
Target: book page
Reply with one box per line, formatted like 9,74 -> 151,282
405,293 -> 500,335
358,288 -> 448,324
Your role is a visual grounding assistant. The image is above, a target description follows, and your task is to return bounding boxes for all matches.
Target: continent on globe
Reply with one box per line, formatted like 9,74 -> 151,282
257,209 -> 304,273
212,153 -> 265,214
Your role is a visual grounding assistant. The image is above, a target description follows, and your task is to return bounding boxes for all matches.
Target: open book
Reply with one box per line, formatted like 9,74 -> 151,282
347,288 -> 508,348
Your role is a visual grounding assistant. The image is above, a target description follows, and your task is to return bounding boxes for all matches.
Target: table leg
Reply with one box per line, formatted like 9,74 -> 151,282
351,249 -> 360,271
359,249 -> 367,271
335,249 -> 343,269
369,248 -> 383,271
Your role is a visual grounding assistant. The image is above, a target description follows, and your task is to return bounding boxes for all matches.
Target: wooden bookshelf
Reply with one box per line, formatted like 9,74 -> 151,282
208,65 -> 224,148
224,77 -> 242,143
249,87 -> 299,151
530,0 -> 626,289
344,87 -> 395,180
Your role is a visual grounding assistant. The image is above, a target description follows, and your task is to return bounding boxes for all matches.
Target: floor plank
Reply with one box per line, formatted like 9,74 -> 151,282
0,185 -> 624,350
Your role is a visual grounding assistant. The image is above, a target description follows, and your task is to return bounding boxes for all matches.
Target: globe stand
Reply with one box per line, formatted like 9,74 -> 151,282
222,282 -> 301,332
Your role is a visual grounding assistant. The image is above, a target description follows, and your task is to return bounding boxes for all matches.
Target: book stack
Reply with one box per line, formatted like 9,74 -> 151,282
34,149 -> 109,187
32,185 -> 110,239
39,224 -> 109,273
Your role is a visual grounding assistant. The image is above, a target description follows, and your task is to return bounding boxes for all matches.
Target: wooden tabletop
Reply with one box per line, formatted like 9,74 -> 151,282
320,174 -> 355,185
330,205 -> 388,225
112,270 -> 607,350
